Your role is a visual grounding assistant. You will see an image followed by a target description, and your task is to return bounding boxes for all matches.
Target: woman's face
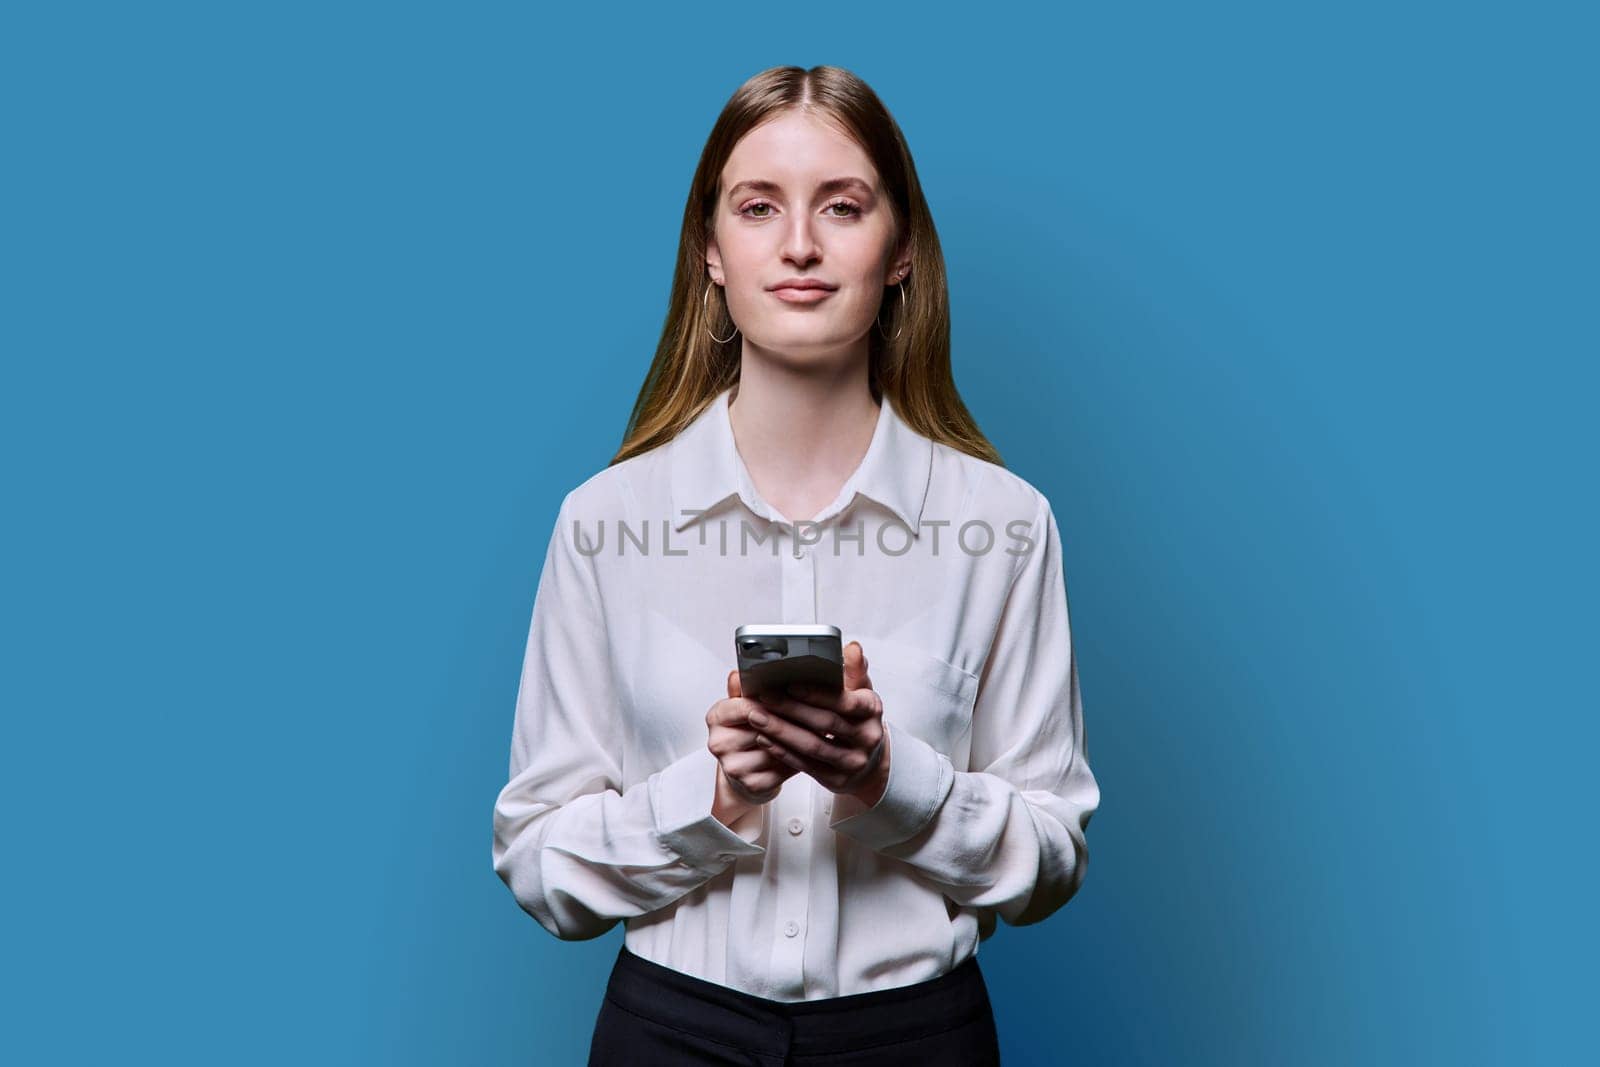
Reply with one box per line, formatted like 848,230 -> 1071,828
706,110 -> 909,367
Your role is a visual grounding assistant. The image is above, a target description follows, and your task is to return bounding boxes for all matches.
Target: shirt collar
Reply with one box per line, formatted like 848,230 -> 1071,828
668,385 -> 934,537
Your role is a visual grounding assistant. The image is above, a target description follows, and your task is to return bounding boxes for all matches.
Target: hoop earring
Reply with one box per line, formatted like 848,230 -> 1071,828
704,281 -> 739,344
876,280 -> 906,341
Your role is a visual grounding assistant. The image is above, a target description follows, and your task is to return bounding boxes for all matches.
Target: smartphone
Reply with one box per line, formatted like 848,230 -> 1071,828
735,624 -> 844,701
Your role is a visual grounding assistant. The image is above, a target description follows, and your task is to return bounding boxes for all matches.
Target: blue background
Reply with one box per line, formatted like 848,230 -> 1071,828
4,2 -> 1593,1063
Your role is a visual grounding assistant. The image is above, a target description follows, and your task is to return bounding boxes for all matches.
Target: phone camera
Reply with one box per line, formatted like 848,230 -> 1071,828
740,637 -> 788,661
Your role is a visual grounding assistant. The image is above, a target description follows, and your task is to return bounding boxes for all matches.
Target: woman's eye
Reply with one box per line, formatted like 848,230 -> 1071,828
737,200 -> 862,219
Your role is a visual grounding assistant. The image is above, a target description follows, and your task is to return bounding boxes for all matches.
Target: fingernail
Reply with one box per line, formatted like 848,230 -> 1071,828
748,710 -> 768,727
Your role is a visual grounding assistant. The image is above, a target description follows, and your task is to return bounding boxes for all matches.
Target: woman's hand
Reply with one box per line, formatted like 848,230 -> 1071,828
744,641 -> 891,807
707,667 -> 800,815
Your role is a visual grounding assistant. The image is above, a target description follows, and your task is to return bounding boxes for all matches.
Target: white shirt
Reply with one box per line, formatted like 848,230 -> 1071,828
492,385 -> 1099,1001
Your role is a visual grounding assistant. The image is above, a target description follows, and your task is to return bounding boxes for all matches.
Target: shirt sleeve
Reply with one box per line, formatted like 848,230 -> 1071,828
492,490 -> 767,941
827,493 -> 1100,926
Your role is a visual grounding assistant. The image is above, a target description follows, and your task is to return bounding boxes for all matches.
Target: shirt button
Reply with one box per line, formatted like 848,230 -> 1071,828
787,817 -> 805,836
784,920 -> 799,938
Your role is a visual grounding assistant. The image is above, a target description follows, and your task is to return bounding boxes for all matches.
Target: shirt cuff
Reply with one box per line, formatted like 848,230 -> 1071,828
649,744 -> 768,870
828,720 -> 955,850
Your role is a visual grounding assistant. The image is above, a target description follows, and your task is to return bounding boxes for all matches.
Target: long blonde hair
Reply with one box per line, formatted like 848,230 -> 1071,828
609,65 -> 1003,469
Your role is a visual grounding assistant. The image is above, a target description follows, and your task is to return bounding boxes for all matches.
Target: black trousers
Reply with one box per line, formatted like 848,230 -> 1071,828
587,944 -> 1001,1066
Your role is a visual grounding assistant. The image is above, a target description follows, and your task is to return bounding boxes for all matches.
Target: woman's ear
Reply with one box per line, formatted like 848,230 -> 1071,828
886,241 -> 911,286
705,233 -> 725,287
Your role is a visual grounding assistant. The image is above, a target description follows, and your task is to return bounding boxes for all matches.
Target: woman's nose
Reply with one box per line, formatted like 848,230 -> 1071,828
781,214 -> 821,265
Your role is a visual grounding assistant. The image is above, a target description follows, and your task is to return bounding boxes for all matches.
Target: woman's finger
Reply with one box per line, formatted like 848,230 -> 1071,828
751,712 -> 857,765
786,685 -> 881,724
757,737 -> 856,789
775,682 -> 845,713
722,746 -> 789,777
754,694 -> 855,741
710,694 -> 787,730
843,640 -> 872,692
713,729 -> 765,753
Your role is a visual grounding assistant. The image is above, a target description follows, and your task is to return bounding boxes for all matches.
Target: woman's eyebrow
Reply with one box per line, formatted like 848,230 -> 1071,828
726,177 -> 876,200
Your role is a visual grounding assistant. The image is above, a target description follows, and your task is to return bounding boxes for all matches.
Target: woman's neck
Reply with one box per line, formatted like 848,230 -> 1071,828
727,357 -> 879,526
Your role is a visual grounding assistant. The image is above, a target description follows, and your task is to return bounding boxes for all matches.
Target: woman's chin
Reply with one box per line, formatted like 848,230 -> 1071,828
745,324 -> 867,357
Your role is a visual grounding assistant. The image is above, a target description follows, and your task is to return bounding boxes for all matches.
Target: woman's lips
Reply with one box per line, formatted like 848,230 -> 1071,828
769,286 -> 836,304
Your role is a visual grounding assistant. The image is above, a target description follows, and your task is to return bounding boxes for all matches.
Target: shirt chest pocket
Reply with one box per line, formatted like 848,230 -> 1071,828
849,631 -> 979,759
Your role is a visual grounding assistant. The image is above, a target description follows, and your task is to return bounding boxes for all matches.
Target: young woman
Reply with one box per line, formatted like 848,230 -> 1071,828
492,65 -> 1100,1065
